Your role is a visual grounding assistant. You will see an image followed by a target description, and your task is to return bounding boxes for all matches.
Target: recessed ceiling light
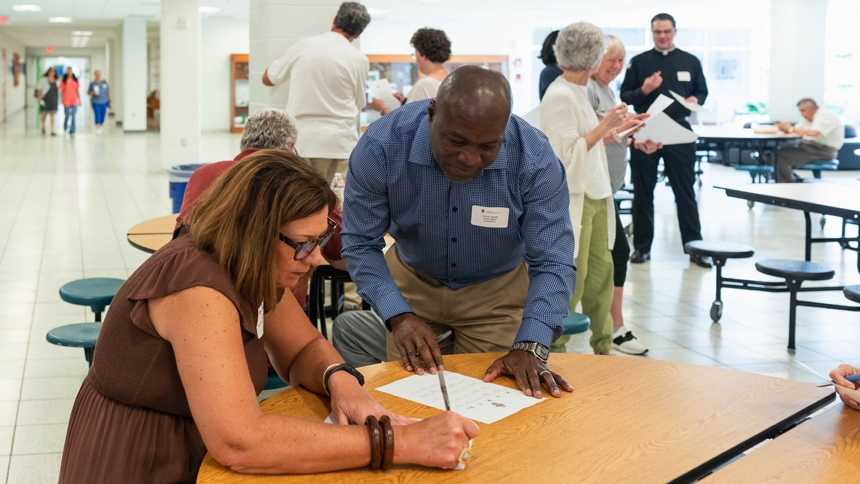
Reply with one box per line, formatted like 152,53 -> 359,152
367,8 -> 390,14
71,31 -> 92,36
48,17 -> 72,23
199,6 -> 222,13
12,5 -> 41,12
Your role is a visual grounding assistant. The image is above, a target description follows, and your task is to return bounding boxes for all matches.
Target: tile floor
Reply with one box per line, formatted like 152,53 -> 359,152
1,106 -> 859,482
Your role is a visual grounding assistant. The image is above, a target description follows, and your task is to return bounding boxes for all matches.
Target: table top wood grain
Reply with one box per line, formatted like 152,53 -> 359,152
197,353 -> 834,484
706,403 -> 860,483
126,214 -> 177,253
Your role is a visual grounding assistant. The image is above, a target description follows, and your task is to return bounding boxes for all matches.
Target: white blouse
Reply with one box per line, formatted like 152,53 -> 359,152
540,76 -> 615,255
406,76 -> 443,103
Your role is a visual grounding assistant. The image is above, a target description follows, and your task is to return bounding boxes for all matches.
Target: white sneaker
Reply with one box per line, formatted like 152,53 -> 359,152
96,128 -> 102,136
612,326 -> 648,355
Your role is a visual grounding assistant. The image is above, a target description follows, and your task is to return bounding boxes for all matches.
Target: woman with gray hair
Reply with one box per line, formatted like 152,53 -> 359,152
541,22 -> 647,355
587,35 -> 661,355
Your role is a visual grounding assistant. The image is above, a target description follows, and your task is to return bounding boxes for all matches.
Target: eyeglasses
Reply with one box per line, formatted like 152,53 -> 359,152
278,218 -> 338,260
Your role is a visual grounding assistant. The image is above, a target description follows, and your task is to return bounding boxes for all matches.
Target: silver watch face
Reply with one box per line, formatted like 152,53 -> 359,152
534,344 -> 550,361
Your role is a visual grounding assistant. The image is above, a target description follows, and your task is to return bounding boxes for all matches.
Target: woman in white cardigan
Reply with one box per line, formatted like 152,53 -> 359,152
541,22 -> 647,354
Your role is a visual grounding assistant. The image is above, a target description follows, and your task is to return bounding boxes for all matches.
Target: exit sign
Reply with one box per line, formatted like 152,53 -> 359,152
0,15 -> 9,25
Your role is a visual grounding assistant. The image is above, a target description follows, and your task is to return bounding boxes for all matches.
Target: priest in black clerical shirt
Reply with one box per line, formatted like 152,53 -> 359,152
620,12 -> 712,269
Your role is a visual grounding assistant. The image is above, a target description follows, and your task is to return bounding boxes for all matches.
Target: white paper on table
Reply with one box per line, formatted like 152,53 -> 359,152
376,371 -> 544,424
322,412 -> 471,469
366,79 -> 401,112
617,94 -> 675,137
669,90 -> 709,113
632,111 -> 699,145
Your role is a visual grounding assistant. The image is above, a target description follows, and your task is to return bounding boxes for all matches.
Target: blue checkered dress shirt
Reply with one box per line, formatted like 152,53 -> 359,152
341,100 -> 576,346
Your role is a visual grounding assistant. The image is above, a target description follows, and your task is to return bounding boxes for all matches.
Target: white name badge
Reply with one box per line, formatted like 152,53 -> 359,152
256,303 -> 265,339
471,206 -> 510,228
677,71 -> 691,82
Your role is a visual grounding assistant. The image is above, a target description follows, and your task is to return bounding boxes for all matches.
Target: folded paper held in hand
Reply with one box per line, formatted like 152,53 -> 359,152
376,371 -> 545,424
366,79 -> 402,112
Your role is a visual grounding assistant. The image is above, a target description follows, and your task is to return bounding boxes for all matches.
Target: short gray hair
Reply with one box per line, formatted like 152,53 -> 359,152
335,2 -> 371,37
554,22 -> 606,72
797,98 -> 818,108
240,109 -> 298,151
605,35 -> 626,59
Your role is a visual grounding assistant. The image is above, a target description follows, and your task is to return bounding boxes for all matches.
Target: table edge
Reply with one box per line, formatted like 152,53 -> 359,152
717,185 -> 860,220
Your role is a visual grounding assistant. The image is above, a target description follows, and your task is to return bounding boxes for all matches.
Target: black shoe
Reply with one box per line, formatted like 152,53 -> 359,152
630,250 -> 650,263
689,253 -> 713,269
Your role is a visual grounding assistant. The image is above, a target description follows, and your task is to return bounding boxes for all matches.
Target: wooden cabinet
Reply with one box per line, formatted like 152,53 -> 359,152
230,54 -> 249,134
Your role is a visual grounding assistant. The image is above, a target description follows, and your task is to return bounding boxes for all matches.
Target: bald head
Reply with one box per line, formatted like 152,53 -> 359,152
435,65 -> 512,120
427,66 -> 511,183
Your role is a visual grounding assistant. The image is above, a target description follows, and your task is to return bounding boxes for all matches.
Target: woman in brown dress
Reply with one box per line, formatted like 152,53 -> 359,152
59,150 -> 479,482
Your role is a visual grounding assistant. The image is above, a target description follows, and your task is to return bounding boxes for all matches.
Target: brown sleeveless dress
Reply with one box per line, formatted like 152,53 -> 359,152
58,233 -> 272,483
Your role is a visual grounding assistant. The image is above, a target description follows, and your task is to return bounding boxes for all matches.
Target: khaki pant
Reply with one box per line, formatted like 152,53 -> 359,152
769,142 -> 837,183
384,245 -> 529,361
551,196 -> 614,354
306,158 -> 349,184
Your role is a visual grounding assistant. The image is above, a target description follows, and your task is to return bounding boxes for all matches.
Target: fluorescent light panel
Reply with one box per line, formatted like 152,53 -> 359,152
48,17 -> 72,23
71,31 -> 92,36
12,4 -> 41,12
199,6 -> 222,13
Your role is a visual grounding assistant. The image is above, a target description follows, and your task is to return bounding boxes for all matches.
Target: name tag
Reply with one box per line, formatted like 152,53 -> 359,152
471,206 -> 509,228
677,71 -> 691,82
256,303 -> 265,339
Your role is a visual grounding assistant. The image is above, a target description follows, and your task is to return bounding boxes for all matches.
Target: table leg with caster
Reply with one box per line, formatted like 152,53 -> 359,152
711,262 -> 725,322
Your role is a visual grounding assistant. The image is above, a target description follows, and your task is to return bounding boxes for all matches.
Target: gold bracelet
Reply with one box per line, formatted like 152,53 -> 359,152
322,363 -> 340,395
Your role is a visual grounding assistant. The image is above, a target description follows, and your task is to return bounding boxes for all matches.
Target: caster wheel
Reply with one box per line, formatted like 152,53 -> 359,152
747,200 -> 754,209
839,240 -> 849,249
710,301 -> 723,322
819,216 -> 826,230
698,179 -> 703,187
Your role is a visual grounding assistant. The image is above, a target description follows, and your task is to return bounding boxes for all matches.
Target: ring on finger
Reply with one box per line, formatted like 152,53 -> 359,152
539,370 -> 551,378
413,350 -> 421,358
458,447 -> 472,465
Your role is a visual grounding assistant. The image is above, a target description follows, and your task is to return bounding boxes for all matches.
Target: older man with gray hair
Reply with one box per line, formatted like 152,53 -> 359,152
263,2 -> 375,183
772,99 -> 844,183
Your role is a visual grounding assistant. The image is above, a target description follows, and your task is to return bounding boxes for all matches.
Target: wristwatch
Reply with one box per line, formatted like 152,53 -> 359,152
511,341 -> 550,362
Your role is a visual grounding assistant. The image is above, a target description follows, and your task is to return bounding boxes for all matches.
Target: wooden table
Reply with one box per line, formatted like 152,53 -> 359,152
706,403 -> 860,483
693,126 -> 801,166
717,183 -> 860,273
127,214 -> 178,253
197,353 -> 833,484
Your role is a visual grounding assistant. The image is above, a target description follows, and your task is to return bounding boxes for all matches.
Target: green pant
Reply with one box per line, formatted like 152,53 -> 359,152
551,196 -> 615,354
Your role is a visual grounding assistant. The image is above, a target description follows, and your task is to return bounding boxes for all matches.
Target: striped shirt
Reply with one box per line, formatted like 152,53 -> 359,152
341,100 -> 576,346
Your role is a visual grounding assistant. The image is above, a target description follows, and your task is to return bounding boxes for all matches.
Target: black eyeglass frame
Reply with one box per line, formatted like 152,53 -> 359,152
278,218 -> 338,260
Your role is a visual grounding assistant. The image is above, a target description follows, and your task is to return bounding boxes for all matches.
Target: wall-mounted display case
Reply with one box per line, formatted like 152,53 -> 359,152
231,54 -> 249,134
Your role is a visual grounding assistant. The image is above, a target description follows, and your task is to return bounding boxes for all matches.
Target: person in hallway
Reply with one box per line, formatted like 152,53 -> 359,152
831,364 -> 860,411
37,67 -> 59,136
541,23 -> 647,355
771,99 -> 844,183
59,67 -> 81,138
262,2 -> 373,183
341,66 -> 576,399
174,108 -> 347,309
620,13 -> 712,268
538,30 -> 562,101
59,151 -> 479,482
403,28 -> 451,103
587,35 -> 661,355
87,70 -> 111,136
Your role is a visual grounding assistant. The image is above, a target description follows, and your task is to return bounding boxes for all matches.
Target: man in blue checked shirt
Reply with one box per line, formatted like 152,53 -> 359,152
340,66 -> 576,399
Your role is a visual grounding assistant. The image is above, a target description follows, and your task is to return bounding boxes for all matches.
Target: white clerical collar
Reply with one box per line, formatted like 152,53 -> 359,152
655,45 -> 676,56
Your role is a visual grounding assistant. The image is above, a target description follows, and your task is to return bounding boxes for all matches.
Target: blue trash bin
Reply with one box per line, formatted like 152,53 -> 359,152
167,164 -> 206,214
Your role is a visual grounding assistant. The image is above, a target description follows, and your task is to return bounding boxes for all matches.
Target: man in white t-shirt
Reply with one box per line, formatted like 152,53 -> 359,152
773,98 -> 844,183
263,2 -> 372,182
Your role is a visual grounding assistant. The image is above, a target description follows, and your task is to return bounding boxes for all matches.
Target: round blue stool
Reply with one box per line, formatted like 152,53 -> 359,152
562,311 -> 591,335
59,278 -> 125,322
46,322 -> 102,366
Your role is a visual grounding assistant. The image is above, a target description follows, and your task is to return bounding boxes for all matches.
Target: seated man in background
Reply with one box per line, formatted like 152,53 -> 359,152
772,98 -> 844,183
340,66 -> 576,399
175,108 -> 346,309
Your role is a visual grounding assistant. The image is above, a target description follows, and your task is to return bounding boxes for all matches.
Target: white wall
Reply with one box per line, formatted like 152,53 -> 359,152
0,30 -> 27,121
770,0 -> 828,122
123,18 -> 148,131
201,18 -> 249,132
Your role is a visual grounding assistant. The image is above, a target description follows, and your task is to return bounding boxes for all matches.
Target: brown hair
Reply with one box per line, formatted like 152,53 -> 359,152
411,28 -> 452,64
186,149 -> 336,310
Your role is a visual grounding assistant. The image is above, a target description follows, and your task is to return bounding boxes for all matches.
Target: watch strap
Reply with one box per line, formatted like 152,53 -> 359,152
324,363 -> 365,395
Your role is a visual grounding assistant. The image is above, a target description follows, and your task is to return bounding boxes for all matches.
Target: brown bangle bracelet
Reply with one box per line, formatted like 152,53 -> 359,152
380,415 -> 394,470
365,416 -> 381,470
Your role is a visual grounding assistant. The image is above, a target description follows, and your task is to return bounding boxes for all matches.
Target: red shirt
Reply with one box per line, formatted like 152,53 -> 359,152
174,149 -> 344,309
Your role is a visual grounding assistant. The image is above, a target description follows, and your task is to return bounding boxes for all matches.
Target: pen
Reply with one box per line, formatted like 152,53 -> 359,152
795,360 -> 860,386
438,369 -> 451,411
